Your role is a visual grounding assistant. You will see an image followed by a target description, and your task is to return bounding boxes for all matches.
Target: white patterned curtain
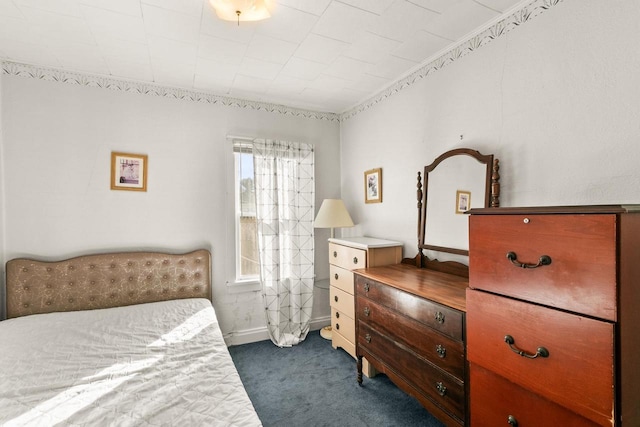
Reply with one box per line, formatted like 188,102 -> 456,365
253,139 -> 315,347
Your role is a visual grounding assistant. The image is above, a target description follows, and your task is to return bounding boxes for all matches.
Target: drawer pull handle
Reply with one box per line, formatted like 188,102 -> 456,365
335,312 -> 340,319
363,307 -> 370,317
434,311 -> 445,324
507,415 -> 518,426
506,251 -> 552,269
363,283 -> 370,292
334,295 -> 338,302
436,344 -> 446,358
336,323 -> 340,330
435,382 -> 447,397
504,335 -> 550,359
365,334 -> 371,343
353,257 -> 358,265
333,251 -> 337,258
334,273 -> 339,280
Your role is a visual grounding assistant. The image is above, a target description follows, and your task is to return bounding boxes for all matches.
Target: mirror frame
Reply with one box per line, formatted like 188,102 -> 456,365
417,148 -> 499,259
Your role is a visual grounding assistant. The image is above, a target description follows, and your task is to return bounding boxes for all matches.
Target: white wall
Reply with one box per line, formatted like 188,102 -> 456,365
340,0 -> 640,258
0,75 -> 340,334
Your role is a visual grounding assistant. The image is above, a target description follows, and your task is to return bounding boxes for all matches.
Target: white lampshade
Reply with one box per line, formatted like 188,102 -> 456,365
209,0 -> 272,23
314,199 -> 354,238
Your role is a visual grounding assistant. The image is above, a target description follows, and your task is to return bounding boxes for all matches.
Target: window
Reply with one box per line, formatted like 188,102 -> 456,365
233,141 -> 259,282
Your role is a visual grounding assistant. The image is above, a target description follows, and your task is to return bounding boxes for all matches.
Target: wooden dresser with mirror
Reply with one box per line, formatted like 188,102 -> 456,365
354,148 -> 499,426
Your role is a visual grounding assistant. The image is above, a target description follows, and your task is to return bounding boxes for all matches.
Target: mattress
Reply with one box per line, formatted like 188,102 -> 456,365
0,298 -> 262,426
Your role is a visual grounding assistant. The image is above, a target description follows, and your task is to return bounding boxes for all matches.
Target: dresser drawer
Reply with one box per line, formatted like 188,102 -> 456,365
470,363 -> 602,427
356,296 -> 464,379
467,289 -> 614,425
331,308 -> 355,343
355,275 -> 463,341
329,242 -> 366,270
330,286 -> 354,317
469,214 -> 617,321
358,322 -> 465,420
330,265 -> 354,294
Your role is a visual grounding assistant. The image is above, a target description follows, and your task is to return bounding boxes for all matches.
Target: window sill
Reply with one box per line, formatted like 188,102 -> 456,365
227,279 -> 261,294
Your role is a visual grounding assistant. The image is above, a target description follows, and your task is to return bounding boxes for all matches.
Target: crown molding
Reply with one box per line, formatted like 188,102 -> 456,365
0,61 -> 340,123
1,0 -> 562,124
339,0 -> 564,121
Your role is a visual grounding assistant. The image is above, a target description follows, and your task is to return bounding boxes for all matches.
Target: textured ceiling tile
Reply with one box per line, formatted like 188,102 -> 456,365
197,34 -> 246,64
344,72 -> 390,93
106,59 -> 154,81
239,57 -> 282,80
81,5 -> 147,44
276,0 -> 331,16
407,0 -> 461,14
426,1 -> 499,40
337,0 -> 395,15
48,42 -> 109,74
312,2 -> 376,43
474,0 -> 522,13
195,56 -> 240,80
0,15 -> 44,45
231,74 -> 271,94
392,29 -> 450,62
366,54 -> 418,80
280,57 -> 325,81
0,1 -> 24,19
142,0 -> 203,16
324,56 -> 369,81
368,0 -> 441,42
193,73 -> 233,93
0,38 -> 60,66
343,32 -> 400,64
142,4 -> 201,44
19,6 -> 95,45
14,0 -> 82,18
309,73 -> 351,91
94,36 -> 150,65
294,33 -> 349,64
79,0 -> 142,17
148,35 -> 197,64
256,4 -> 317,44
245,34 -> 298,65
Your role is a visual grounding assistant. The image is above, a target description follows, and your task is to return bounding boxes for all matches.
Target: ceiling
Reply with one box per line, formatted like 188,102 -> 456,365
0,0 -> 524,113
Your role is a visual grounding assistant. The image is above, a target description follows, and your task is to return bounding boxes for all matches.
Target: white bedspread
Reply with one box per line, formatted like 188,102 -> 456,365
0,298 -> 262,426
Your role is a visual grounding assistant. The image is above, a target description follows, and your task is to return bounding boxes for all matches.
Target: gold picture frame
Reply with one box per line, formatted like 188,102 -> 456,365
364,168 -> 382,204
111,152 -> 148,192
455,190 -> 471,214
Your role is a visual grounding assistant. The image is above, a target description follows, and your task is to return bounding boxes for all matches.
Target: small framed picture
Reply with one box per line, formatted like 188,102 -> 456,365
364,168 -> 382,204
111,152 -> 147,192
455,190 -> 471,214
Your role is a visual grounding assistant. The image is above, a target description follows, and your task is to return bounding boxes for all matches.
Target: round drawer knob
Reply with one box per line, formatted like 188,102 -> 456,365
365,334 -> 371,343
523,218 -> 530,224
353,257 -> 358,264
364,307 -> 370,317
334,295 -> 338,302
334,273 -> 339,280
436,344 -> 446,358
507,415 -> 518,426
434,311 -> 445,324
363,283 -> 370,292
333,251 -> 337,258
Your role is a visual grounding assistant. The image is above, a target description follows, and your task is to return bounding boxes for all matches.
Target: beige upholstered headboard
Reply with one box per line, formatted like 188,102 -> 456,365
5,249 -> 211,319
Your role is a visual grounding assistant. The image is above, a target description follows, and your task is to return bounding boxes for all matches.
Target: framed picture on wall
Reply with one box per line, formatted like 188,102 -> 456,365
111,152 -> 148,192
364,168 -> 382,204
455,190 -> 471,214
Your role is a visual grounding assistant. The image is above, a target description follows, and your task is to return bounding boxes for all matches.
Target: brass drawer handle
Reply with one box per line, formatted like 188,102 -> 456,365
504,335 -> 549,359
363,283 -> 370,292
334,295 -> 338,302
435,382 -> 447,397
365,334 -> 371,343
363,307 -> 370,317
507,415 -> 518,426
334,273 -> 339,280
335,312 -> 340,319
436,344 -> 446,358
434,311 -> 445,324
353,256 -> 358,265
506,251 -> 552,269
336,323 -> 340,330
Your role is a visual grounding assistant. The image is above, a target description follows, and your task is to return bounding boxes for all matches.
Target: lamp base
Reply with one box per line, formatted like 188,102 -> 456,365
320,325 -> 332,340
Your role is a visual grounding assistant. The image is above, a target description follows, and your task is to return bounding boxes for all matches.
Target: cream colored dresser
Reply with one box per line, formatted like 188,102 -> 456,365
328,237 -> 402,376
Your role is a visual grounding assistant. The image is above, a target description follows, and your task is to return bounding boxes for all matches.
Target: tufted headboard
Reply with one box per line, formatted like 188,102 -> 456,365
5,249 -> 211,319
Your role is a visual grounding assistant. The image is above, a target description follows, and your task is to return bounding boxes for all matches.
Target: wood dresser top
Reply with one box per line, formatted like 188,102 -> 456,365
354,263 -> 468,312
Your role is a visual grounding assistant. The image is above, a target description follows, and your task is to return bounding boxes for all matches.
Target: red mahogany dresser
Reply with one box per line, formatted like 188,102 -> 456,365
354,263 -> 468,426
467,205 -> 640,426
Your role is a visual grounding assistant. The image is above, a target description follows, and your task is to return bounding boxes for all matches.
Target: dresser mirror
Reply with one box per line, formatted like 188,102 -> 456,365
413,148 -> 499,268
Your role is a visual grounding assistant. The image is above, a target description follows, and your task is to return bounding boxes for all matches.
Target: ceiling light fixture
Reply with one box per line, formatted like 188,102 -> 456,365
209,0 -> 273,26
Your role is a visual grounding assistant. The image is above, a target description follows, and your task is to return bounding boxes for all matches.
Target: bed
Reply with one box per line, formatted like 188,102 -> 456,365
0,249 -> 262,426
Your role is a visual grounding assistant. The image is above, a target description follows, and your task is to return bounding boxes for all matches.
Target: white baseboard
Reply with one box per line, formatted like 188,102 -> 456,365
224,315 -> 331,347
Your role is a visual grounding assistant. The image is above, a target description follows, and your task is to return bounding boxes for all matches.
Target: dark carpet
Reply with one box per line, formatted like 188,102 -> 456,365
229,330 -> 445,427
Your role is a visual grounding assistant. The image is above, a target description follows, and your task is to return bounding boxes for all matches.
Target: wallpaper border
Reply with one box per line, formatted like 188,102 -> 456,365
0,0 -> 562,123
